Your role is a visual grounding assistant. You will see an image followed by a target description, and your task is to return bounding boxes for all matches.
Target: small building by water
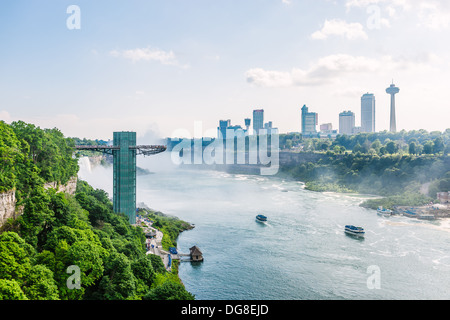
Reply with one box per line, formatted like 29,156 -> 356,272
190,246 -> 203,262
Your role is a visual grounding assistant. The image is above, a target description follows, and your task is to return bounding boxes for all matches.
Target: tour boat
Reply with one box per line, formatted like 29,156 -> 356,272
377,206 -> 393,217
256,214 -> 268,222
345,225 -> 365,237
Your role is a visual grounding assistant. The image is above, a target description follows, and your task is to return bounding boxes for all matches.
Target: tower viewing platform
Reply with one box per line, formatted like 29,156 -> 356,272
75,131 -> 166,224
386,83 -> 400,132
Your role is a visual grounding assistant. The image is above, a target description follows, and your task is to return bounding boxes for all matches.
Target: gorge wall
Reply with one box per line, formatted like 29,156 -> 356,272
43,176 -> 78,195
0,176 -> 78,227
0,190 -> 17,226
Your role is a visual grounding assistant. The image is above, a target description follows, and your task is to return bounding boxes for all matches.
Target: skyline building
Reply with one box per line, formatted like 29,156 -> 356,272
218,111 -> 277,139
339,111 -> 355,135
253,109 -> 264,134
217,120 -> 247,140
301,105 -> 318,136
218,119 -> 231,139
319,123 -> 337,138
386,82 -> 400,132
320,123 -> 333,131
244,118 -> 251,131
361,93 -> 376,133
263,121 -> 278,135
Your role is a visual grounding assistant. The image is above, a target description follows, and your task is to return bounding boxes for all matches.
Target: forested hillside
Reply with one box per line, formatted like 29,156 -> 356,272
0,120 -> 78,202
279,129 -> 450,155
278,130 -> 450,209
0,120 -> 194,300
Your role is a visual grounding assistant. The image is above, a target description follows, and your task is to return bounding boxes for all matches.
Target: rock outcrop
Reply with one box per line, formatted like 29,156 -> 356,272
43,176 -> 78,196
0,190 -> 16,225
0,176 -> 78,227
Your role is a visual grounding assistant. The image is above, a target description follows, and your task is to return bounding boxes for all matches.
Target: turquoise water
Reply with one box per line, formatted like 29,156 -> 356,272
79,159 -> 450,300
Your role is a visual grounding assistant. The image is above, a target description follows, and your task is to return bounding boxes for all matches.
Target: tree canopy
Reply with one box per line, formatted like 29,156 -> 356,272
0,120 -> 194,300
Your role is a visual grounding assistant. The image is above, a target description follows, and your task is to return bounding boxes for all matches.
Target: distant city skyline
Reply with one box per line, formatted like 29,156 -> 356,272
1,1 -> 450,140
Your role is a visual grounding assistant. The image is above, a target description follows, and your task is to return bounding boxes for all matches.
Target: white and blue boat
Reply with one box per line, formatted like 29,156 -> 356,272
377,206 -> 393,217
345,225 -> 365,237
256,214 -> 267,222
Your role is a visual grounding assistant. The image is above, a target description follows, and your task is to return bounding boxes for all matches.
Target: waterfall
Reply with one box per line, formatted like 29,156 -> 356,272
78,156 -> 92,177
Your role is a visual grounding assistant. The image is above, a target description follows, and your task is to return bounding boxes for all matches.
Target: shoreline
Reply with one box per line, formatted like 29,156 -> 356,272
206,167 -> 450,221
136,207 -> 195,295
384,216 -> 450,233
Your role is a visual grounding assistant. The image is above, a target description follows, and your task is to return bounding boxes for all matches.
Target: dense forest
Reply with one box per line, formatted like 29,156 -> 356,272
0,121 -> 78,200
0,120 -> 194,300
279,129 -> 450,155
278,129 -> 450,209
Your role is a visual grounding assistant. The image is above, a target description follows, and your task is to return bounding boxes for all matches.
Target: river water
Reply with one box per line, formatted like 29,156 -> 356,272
78,156 -> 450,300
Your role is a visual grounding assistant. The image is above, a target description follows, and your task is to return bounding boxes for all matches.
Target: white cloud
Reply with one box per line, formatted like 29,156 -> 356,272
247,54 -> 380,87
345,0 -> 408,10
110,47 -> 188,68
417,2 -> 450,30
245,68 -> 296,87
0,110 -> 11,122
282,0 -> 292,5
346,0 -> 450,30
311,19 -> 368,40
246,53 -> 437,88
385,5 -> 396,17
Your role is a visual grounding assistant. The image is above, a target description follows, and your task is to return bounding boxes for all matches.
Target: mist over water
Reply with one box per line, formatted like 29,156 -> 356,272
78,157 -> 113,197
78,158 -> 450,300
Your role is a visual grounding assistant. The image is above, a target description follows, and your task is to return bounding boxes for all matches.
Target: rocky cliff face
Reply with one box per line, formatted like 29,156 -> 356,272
0,176 -> 78,227
43,176 -> 78,196
0,190 -> 17,225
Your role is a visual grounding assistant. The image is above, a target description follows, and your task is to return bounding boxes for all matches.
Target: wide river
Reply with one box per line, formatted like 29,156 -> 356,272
79,156 -> 450,300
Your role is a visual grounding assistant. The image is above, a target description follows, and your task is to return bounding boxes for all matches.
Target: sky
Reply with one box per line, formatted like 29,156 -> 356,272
0,0 -> 449,141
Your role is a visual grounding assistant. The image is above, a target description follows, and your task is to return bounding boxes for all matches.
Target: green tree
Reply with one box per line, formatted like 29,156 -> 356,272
353,142 -> 363,153
370,139 -> 382,153
149,254 -> 166,274
444,143 -> 450,155
22,264 -> 59,300
0,279 -> 28,300
385,141 -> 398,154
18,186 -> 55,249
433,137 -> 444,154
285,139 -> 292,150
54,240 -> 106,300
0,121 -> 26,192
423,141 -> 434,154
97,252 -> 136,300
131,255 -> 156,295
409,141 -> 417,155
35,250 -> 57,272
143,281 -> 195,300
0,232 -> 34,284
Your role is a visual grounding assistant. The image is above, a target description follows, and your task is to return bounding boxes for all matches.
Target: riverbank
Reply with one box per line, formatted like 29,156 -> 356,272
297,180 -> 450,219
274,166 -> 445,218
136,207 -> 195,292
276,152 -> 449,210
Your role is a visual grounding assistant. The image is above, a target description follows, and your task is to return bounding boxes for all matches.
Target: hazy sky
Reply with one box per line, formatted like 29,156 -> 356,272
1,0 -> 449,140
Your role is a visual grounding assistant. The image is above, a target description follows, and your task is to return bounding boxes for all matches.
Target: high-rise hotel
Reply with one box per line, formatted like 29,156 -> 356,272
339,111 -> 355,135
301,105 -> 318,136
361,93 -> 375,133
253,109 -> 264,134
